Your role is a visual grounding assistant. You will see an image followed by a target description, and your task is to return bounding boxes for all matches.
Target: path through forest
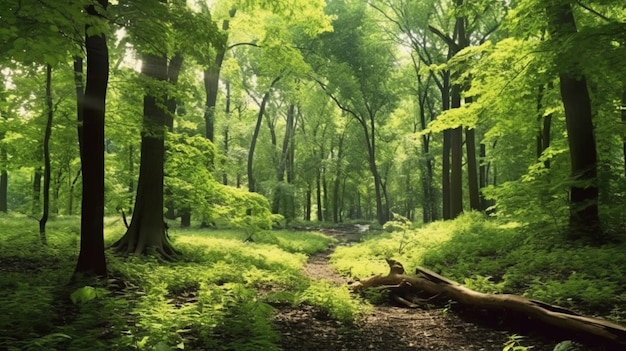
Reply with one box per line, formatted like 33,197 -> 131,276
272,226 -> 558,351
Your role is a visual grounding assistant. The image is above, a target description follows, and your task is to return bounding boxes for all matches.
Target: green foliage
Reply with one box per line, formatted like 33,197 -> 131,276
0,217 -> 358,350
332,213 -> 626,318
297,280 -> 371,322
70,286 -> 110,305
503,334 -> 533,351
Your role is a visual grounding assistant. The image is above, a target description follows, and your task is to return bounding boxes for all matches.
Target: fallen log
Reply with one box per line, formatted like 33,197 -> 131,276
349,259 -> 626,348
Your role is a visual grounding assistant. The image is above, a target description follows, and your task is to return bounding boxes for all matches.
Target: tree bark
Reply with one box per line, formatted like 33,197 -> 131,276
351,260 -> 626,349
248,76 -> 280,193
546,3 -> 601,241
113,51 -> 176,259
332,133 -> 345,223
74,56 -> 85,159
203,14 -> 233,143
450,84 -> 463,218
73,0 -> 109,278
622,86 -> 626,178
39,64 -> 53,245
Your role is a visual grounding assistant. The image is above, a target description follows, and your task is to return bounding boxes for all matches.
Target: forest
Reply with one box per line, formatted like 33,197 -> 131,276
1,0 -> 626,350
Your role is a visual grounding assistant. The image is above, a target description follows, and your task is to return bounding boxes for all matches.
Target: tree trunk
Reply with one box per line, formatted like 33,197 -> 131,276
74,56 -> 85,159
350,260 -> 626,349
546,3 -> 601,241
0,119 -> 7,213
316,170 -> 323,221
332,133 -> 345,223
223,81 -> 231,185
450,83 -> 463,218
113,52 -> 176,260
39,64 -> 53,245
203,15 -> 233,143
248,76 -> 280,193
466,127 -> 480,211
305,185 -> 312,221
32,168 -> 42,215
73,0 -> 108,278
623,86 -> 626,177
273,104 -> 296,217
479,143 -> 488,211
441,72 -> 451,220
622,85 -> 626,177
536,84 -> 553,169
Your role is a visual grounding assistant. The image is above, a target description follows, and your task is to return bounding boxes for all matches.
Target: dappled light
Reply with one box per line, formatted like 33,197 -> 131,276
2,0 -> 626,350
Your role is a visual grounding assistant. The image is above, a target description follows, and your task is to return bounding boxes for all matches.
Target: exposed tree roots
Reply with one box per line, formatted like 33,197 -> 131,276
349,259 -> 626,349
112,229 -> 179,262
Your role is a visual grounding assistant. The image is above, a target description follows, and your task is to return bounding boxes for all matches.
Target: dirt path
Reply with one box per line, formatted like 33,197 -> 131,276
272,227 -> 558,351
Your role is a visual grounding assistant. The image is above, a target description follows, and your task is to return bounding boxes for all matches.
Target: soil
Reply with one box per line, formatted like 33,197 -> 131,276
271,227 -> 573,351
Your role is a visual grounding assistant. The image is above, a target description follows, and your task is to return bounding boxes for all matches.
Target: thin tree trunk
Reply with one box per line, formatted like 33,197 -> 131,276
223,81 -> 231,185
248,76 -> 281,193
441,72 -> 451,220
73,0 -> 109,278
466,127 -> 480,211
622,85 -> 626,177
316,170 -> 323,221
450,83 -> 463,218
305,185 -> 312,221
332,133 -> 345,223
39,64 -> 53,245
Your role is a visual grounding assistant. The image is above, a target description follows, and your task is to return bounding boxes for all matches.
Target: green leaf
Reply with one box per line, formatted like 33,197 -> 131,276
70,286 -> 109,304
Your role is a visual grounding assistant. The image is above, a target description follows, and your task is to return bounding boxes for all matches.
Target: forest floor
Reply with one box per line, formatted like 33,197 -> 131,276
271,227 -> 558,351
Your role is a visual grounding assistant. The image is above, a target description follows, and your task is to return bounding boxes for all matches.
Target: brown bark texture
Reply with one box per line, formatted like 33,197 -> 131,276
350,259 -> 626,348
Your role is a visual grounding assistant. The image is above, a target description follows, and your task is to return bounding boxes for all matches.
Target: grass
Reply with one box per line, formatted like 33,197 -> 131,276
0,213 -> 370,351
331,212 -> 626,322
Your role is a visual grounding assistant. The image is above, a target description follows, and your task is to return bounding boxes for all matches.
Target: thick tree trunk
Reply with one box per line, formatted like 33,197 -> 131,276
547,3 -> 601,241
73,0 -> 108,278
113,52 -> 176,260
351,260 -> 626,349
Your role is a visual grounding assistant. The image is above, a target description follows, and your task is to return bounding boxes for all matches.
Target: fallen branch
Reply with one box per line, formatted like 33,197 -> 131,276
350,259 -> 626,348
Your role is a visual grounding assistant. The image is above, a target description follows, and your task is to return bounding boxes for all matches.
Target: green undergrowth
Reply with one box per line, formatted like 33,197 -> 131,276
0,214 -> 371,351
331,212 -> 626,321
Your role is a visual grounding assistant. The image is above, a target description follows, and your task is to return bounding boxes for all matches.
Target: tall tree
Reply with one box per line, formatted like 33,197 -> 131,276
39,64 -> 53,245
546,1 -> 601,240
73,0 -> 109,278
